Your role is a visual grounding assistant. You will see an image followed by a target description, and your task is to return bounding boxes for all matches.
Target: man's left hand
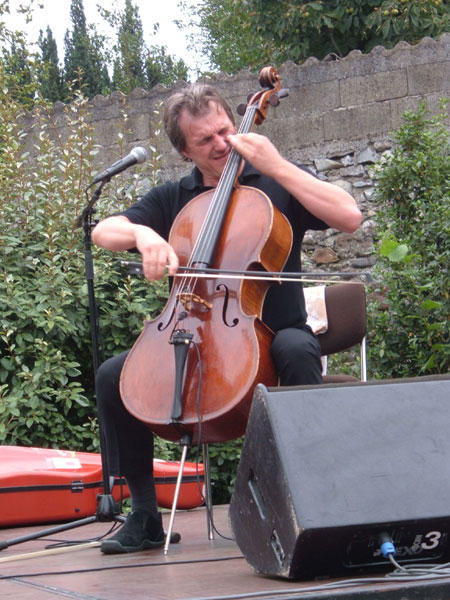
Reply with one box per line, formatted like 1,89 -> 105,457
227,133 -> 285,179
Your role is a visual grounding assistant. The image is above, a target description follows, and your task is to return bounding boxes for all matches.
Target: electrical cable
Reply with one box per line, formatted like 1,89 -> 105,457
387,555 -> 450,578
39,521 -> 121,549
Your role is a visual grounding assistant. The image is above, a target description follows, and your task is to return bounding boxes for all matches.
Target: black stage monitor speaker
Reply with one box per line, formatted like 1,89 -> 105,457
229,376 -> 450,580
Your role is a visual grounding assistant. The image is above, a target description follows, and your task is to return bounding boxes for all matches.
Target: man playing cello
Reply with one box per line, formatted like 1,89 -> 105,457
92,81 -> 361,554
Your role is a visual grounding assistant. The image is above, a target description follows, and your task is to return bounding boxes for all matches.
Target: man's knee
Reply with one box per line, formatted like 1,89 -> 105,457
271,328 -> 318,360
271,327 -> 322,386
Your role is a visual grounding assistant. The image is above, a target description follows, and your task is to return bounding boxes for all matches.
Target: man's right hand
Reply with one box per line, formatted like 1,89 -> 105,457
92,215 -> 179,281
135,226 -> 179,281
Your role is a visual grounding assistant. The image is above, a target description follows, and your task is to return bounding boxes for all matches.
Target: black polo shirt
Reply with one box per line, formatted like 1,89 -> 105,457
121,161 -> 328,332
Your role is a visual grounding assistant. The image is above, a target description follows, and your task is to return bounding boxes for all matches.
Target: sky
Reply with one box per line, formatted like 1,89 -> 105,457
4,0 -> 205,75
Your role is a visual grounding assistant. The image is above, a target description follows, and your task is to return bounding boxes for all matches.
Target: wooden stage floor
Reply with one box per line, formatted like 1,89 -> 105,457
2,505 -> 450,600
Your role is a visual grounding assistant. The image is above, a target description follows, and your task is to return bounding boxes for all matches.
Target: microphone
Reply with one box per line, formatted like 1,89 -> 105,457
92,146 -> 147,183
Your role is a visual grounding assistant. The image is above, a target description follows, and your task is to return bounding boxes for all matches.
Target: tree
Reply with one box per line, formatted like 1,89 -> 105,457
146,45 -> 188,88
112,0 -> 147,94
38,26 -> 65,102
184,0 -> 261,74
189,0 -> 450,73
104,0 -> 189,92
0,2 -> 52,107
1,37 -> 38,106
63,0 -> 111,98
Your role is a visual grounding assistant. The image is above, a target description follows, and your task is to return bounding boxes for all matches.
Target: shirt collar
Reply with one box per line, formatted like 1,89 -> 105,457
180,165 -> 204,192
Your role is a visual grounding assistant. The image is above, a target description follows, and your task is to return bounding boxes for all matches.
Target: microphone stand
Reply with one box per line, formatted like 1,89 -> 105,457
77,179 -> 124,519
0,179 -> 125,553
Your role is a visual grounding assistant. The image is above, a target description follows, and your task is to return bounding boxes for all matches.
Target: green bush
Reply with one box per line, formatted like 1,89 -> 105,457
367,100 -> 450,378
0,69 -> 166,450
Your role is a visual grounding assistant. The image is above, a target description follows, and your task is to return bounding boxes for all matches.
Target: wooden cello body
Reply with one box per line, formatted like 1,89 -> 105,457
120,67 -> 292,443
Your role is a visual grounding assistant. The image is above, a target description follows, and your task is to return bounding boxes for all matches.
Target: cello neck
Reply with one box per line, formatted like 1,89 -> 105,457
189,104 -> 259,268
189,66 -> 283,268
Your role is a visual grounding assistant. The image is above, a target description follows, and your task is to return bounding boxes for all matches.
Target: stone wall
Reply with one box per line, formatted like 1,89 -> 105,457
25,34 -> 450,273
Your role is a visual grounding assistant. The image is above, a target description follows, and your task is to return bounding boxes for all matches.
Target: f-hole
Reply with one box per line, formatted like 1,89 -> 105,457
217,283 -> 238,328
157,304 -> 176,331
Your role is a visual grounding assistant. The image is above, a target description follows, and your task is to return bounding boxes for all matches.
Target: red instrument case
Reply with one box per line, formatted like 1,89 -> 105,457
0,446 -> 204,527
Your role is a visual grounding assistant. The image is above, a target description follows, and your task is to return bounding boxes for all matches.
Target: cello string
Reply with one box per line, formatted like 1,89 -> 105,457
175,104 -> 258,301
188,105 -> 257,266
198,105 -> 255,242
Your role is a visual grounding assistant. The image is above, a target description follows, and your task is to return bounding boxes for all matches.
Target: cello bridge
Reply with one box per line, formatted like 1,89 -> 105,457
177,292 -> 213,311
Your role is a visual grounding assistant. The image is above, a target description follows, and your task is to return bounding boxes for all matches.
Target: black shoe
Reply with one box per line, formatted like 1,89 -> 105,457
101,511 -> 179,554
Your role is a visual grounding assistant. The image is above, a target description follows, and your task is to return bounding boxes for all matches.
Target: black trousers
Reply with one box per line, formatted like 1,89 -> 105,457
96,325 -> 322,478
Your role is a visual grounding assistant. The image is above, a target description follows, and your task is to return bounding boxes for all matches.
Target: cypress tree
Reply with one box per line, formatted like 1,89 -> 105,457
38,26 -> 64,102
112,0 -> 147,93
63,0 -> 110,98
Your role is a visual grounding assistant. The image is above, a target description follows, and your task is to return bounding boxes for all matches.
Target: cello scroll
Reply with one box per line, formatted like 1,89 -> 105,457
237,66 -> 289,124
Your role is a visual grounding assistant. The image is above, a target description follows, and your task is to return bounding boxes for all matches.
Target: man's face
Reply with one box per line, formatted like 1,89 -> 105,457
179,102 -> 237,187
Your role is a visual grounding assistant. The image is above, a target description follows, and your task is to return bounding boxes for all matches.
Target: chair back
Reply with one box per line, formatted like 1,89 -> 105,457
317,282 -> 366,357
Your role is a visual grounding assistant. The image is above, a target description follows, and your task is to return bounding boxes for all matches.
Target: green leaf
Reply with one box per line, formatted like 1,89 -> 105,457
379,237 -> 399,257
421,299 -> 441,311
388,244 -> 409,262
381,19 -> 391,38
0,357 -> 14,371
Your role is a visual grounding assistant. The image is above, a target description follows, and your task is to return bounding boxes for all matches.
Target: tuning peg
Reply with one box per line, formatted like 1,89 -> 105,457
269,95 -> 280,107
237,103 -> 247,116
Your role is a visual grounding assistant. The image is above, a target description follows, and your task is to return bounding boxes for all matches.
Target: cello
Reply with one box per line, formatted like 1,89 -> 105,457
120,67 -> 291,444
